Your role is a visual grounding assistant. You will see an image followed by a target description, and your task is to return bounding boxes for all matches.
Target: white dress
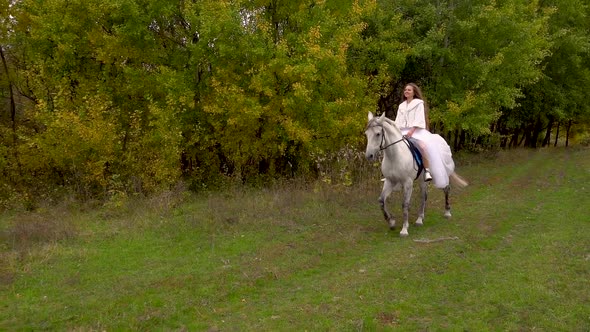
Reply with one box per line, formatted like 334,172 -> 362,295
395,99 -> 455,189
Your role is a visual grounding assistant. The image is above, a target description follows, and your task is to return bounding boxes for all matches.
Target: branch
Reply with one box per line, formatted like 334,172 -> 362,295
413,236 -> 459,243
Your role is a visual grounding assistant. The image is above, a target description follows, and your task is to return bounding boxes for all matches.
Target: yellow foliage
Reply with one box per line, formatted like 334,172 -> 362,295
280,117 -> 313,144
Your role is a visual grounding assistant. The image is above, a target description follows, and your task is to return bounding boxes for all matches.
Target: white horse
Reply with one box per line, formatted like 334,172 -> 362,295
364,112 -> 467,237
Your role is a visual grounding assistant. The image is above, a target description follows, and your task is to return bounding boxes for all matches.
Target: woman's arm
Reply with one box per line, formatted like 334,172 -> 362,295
412,102 -> 426,129
406,102 -> 426,137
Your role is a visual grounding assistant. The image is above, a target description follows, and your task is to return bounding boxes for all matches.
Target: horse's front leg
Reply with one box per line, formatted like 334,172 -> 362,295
443,185 -> 452,219
400,181 -> 414,237
379,179 -> 396,229
415,179 -> 428,226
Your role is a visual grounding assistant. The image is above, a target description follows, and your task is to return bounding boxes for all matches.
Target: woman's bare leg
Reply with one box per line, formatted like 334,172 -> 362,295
417,141 -> 432,181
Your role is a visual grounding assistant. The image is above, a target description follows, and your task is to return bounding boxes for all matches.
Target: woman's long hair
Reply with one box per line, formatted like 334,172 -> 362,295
402,83 -> 430,130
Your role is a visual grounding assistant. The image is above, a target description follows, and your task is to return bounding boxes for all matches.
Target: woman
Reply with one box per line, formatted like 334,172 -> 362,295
394,83 -> 455,188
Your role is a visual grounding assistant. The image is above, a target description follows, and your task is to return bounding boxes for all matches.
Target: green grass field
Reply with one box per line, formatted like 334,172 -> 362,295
1,148 -> 589,331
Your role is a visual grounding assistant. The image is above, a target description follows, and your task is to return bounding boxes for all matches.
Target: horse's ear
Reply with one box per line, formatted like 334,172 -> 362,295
367,112 -> 374,121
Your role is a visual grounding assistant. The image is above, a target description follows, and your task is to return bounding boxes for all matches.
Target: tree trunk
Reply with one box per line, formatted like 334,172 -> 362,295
509,130 -> 519,149
459,129 -> 467,150
565,120 -> 572,147
0,45 -> 19,172
542,117 -> 553,147
530,115 -> 543,148
554,122 -> 560,147
519,125 -> 528,147
449,130 -> 454,147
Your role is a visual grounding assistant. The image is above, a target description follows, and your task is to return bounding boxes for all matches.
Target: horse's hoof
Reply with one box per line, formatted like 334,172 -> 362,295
443,211 -> 452,219
415,218 -> 424,226
388,219 -> 396,230
399,231 -> 409,237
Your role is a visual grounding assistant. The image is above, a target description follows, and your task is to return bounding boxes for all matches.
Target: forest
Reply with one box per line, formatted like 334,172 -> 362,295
1,0 -> 589,206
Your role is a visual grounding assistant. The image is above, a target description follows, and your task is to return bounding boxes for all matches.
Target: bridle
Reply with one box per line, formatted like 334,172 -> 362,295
366,123 -> 407,151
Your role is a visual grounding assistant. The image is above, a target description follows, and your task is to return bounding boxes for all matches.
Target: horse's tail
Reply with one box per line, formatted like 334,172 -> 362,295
450,172 -> 469,188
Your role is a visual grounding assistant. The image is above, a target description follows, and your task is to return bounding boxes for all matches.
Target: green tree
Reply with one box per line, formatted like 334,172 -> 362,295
9,0 -> 185,197
3,0 -> 377,201
0,0 -> 26,206
374,0 -> 551,149
182,0 -> 376,181
501,0 -> 590,147
348,0 -> 414,119
3,0 -> 589,207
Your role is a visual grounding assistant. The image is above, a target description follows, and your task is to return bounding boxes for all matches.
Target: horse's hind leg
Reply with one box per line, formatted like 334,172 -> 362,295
379,179 -> 396,229
415,179 -> 427,226
443,185 -> 452,219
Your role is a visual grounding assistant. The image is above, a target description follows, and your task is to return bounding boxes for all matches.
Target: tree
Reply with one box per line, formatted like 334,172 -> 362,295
1,0 -> 589,206
8,0 -> 186,196
2,0 -> 377,199
503,0 -> 590,147
372,0 -> 551,150
0,0 -> 24,198
182,0 -> 376,181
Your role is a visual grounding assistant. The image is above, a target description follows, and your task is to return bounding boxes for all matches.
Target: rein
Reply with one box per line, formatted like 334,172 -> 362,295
380,130 -> 406,151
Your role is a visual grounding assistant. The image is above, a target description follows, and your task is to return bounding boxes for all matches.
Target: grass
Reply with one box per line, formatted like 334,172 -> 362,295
1,148 -> 589,331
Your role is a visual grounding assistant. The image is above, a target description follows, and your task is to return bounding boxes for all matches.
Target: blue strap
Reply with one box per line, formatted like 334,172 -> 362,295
405,137 -> 425,180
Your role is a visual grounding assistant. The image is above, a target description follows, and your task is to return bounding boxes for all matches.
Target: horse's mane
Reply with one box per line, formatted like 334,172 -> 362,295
381,115 -> 395,126
366,113 -> 404,139
366,114 -> 403,137
380,114 -> 403,136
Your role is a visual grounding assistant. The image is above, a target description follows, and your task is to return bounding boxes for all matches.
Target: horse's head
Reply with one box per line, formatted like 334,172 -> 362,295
365,112 -> 383,162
